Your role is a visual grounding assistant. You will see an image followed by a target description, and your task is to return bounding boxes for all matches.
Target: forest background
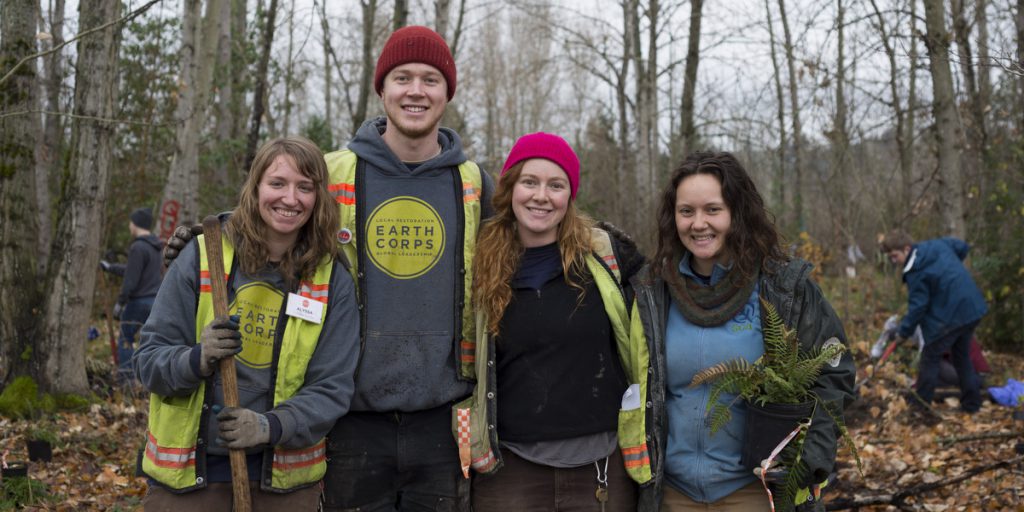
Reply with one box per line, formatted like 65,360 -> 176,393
3,0 -> 1024,393
1,0 -> 1024,508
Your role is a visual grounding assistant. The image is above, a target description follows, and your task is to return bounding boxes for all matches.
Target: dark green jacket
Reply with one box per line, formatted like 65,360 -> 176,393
630,258 -> 856,511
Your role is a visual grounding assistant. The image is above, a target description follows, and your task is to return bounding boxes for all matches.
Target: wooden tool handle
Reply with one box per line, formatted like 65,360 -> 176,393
202,215 -> 252,512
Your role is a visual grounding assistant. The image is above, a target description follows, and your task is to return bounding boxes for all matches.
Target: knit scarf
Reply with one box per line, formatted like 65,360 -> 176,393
664,255 -> 758,327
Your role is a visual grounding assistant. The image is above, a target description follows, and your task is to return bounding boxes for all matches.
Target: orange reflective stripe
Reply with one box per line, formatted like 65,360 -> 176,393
272,441 -> 326,471
144,430 -> 196,469
462,182 -> 479,203
621,444 -> 650,468
298,282 -> 330,303
329,183 -> 355,205
459,339 -> 475,364
198,270 -> 229,294
602,254 -> 619,271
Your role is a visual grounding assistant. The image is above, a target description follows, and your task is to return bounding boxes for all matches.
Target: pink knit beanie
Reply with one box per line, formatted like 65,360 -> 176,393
374,26 -> 457,100
501,132 -> 581,199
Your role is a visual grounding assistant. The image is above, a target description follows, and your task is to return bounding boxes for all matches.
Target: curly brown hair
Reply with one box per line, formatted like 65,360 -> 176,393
473,162 -> 595,335
225,136 -> 339,286
653,151 -> 786,280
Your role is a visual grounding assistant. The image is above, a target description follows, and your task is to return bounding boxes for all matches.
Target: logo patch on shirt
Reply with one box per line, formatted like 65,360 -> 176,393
365,196 -> 446,279
230,282 -> 284,369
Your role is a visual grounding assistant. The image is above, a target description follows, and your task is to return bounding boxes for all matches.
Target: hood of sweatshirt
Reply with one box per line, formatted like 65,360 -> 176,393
347,116 -> 467,175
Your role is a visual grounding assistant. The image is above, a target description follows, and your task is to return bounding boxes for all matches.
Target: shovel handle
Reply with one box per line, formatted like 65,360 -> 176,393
202,215 -> 252,512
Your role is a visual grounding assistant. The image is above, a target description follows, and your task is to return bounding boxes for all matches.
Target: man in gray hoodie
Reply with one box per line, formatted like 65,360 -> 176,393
163,25 -> 493,511
318,25 -> 494,511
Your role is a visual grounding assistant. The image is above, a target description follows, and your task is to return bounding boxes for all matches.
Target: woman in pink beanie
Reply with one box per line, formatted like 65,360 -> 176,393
458,132 -> 647,511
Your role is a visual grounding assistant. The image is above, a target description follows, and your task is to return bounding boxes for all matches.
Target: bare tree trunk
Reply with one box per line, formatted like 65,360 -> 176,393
630,0 -> 658,244
679,0 -> 703,159
159,0 -> 227,237
952,0 -> 984,201
778,0 -> 804,233
322,0 -> 332,126
975,0 -> 991,127
831,0 -> 852,249
907,0 -> 918,207
393,0 -> 407,31
231,0 -> 248,140
36,0 -> 65,273
244,0 -> 280,171
765,0 -> 787,218
922,0 -> 966,237
617,0 -> 636,236
351,0 -> 377,133
41,0 -> 122,394
0,0 -> 43,384
870,0 -> 913,209
449,0 -> 468,59
1018,0 -> 1024,133
212,0 -> 235,189
435,0 -> 451,39
282,0 -> 296,136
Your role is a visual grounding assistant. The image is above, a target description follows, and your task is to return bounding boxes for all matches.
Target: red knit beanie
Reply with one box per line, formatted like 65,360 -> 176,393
374,26 -> 457,100
501,132 -> 581,199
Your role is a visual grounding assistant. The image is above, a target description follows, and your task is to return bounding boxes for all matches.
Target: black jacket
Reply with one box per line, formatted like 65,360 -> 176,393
119,234 -> 163,305
631,258 -> 856,511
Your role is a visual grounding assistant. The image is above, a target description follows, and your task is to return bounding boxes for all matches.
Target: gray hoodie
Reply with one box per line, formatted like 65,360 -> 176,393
134,239 -> 360,456
344,117 -> 493,412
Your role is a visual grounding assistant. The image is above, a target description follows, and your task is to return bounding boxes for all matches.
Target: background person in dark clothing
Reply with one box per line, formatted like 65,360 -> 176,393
101,207 -> 163,382
881,230 -> 988,414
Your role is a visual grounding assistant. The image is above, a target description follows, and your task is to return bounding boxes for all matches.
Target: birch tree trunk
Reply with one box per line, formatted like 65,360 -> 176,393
778,0 -> 804,233
158,0 -> 227,237
37,0 -> 65,272
922,0 -> 966,237
0,0 -> 43,384
678,0 -> 703,159
40,0 -> 122,394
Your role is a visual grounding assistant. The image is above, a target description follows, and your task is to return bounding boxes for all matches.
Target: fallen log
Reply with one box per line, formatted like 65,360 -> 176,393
825,455 -> 1024,510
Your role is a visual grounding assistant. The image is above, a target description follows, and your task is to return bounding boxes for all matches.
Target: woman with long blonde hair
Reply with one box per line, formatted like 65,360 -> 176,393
465,133 -> 645,511
134,136 -> 360,511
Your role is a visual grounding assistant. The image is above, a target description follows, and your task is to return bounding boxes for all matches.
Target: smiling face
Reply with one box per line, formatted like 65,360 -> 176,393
257,154 -> 315,252
381,63 -> 448,144
675,173 -> 732,276
511,159 -> 571,248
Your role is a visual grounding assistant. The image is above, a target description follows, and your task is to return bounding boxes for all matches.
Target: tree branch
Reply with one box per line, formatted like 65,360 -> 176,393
0,0 -> 163,88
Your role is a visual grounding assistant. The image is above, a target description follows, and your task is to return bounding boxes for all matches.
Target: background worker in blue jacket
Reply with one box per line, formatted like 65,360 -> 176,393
881,230 -> 988,414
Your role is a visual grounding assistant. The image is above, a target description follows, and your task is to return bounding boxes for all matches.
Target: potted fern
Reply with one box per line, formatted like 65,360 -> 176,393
689,297 -> 857,509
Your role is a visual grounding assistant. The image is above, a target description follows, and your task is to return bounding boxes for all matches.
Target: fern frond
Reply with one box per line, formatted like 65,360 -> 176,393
689,358 -> 752,387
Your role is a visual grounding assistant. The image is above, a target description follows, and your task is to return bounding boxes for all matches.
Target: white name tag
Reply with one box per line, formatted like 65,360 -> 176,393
286,292 -> 323,324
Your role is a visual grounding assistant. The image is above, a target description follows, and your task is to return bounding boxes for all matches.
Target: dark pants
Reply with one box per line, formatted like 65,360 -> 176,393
916,321 -> 981,413
119,296 -> 154,383
142,481 -> 320,511
322,404 -> 469,511
472,449 -> 637,512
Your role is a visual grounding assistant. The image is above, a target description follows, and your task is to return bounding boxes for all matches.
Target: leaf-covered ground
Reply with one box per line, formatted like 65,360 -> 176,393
3,315 -> 1024,511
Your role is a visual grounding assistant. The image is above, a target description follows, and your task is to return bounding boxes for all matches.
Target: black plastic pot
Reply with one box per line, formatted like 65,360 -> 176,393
26,440 -> 52,462
740,400 -> 814,469
1,461 -> 28,479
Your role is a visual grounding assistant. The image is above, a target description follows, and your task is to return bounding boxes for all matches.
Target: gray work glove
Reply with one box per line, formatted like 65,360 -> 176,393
163,224 -> 203,268
216,407 -> 271,449
112,301 -> 124,321
199,315 -> 241,377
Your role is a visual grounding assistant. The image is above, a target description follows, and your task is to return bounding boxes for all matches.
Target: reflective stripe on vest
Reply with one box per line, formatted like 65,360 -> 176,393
142,234 -> 333,491
325,149 -> 482,379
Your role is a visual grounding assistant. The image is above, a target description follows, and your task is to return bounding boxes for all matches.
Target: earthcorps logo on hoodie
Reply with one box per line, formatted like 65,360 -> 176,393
365,196 -> 446,279
229,282 -> 282,369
